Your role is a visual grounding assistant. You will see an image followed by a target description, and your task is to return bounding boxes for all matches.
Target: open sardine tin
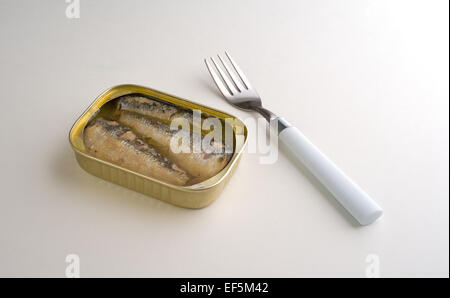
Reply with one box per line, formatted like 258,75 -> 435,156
69,84 -> 248,208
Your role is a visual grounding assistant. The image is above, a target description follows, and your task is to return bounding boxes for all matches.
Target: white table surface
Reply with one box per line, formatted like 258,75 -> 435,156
0,0 -> 448,277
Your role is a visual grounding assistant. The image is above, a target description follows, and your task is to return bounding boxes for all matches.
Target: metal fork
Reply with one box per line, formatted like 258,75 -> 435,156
205,52 -> 383,225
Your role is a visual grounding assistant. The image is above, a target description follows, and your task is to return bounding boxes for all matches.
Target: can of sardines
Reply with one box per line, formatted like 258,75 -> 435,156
69,84 -> 248,208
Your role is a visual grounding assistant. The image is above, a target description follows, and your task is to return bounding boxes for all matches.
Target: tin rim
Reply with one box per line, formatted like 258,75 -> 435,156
69,84 -> 248,191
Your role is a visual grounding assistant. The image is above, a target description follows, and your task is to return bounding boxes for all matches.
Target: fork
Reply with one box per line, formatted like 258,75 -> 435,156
205,52 -> 383,225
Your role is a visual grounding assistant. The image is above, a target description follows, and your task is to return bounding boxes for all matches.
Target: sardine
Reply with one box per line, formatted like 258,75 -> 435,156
83,117 -> 190,186
118,111 -> 232,180
116,95 -> 194,126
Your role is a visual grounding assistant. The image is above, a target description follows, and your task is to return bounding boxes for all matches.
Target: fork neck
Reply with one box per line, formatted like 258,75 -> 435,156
254,106 -> 275,122
254,106 -> 292,133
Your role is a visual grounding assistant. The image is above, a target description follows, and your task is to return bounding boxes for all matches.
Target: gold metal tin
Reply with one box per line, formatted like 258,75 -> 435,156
69,84 -> 247,208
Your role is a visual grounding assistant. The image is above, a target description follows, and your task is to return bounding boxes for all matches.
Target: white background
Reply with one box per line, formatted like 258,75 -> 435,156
0,0 -> 448,277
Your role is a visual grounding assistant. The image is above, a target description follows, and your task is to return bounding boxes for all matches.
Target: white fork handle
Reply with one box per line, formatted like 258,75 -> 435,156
279,126 -> 383,225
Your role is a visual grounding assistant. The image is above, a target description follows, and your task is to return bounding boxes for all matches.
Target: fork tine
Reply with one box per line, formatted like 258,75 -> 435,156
225,51 -> 252,89
217,54 -> 244,92
204,59 -> 231,98
210,57 -> 237,95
